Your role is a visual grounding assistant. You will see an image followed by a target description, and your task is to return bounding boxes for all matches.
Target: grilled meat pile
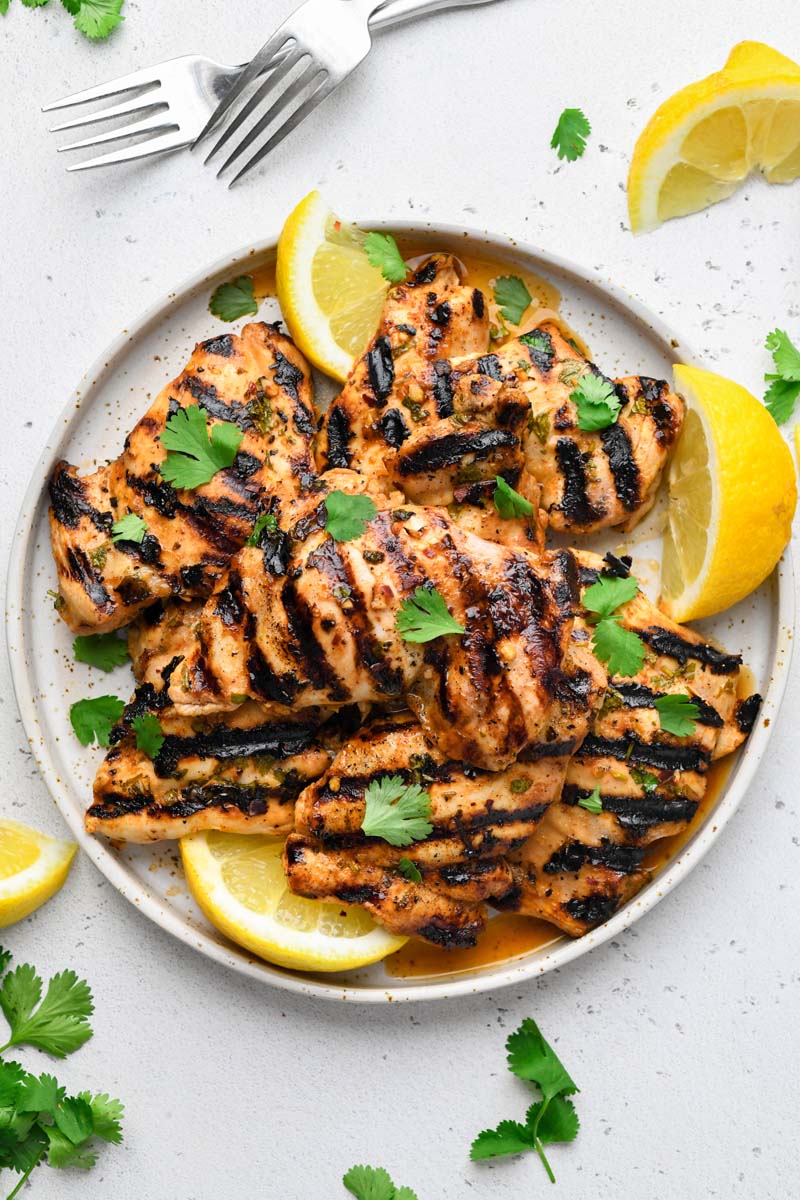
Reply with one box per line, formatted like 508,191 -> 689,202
50,251 -> 761,954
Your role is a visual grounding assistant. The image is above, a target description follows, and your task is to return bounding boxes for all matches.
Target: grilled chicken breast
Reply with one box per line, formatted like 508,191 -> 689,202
49,323 -> 316,634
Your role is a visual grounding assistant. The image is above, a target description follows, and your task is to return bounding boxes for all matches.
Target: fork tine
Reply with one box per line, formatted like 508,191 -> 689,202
49,93 -> 167,134
66,129 -> 188,172
42,66 -> 163,112
217,62 -> 323,178
193,30 -> 296,146
203,50 -> 300,166
57,113 -> 178,154
227,73 -> 335,187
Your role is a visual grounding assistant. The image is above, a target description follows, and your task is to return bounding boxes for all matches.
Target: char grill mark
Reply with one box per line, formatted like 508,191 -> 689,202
544,839 -> 645,876
49,465 -> 112,532
271,351 -> 304,401
735,693 -> 762,734
472,289 -> 485,318
323,406 -> 353,468
416,920 -> 483,949
432,361 -> 454,417
639,377 -> 681,443
476,354 -> 503,380
214,576 -> 245,626
576,734 -> 709,774
88,779 -> 299,822
366,336 -> 394,404
520,328 -> 555,373
638,627 -> 742,674
554,438 -> 604,526
66,548 -> 114,614
281,575 -> 348,702
111,655 -> 184,740
179,376 -> 254,430
396,428 -> 518,476
153,720 -> 318,779
369,511 -> 426,595
564,894 -> 619,926
201,335 -> 236,357
599,422 -> 640,511
377,408 -> 410,449
610,681 -> 724,727
561,784 -> 698,833
247,643 -> 297,706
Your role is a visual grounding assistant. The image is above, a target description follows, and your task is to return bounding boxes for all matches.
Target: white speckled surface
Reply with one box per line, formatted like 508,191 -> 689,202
2,1 -> 799,1196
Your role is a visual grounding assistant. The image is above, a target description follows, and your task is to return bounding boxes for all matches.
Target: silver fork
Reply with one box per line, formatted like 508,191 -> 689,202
44,0 -> 499,173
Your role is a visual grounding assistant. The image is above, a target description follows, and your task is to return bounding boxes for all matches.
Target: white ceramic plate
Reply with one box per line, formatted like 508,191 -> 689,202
6,224 -> 794,1003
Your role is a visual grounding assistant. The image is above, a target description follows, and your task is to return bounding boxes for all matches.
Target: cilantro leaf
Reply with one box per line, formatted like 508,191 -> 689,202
73,633 -> 129,673
766,328 -> 800,381
0,1 -> 11,14
343,1164 -> 396,1200
131,713 -> 164,759
397,857 -> 422,883
110,512 -> 147,545
470,1118 -> 535,1160
44,1124 -> 97,1169
551,107 -> 591,161
361,776 -> 433,847
363,232 -> 408,285
76,1093 -> 124,1144
763,376 -> 800,424
0,1060 -> 26,1107
61,0 -> 82,13
16,1072 -> 63,1114
54,1096 -> 94,1145
493,276 -> 532,326
3,1123 -> 47,1173
577,786 -> 603,814
324,491 -> 377,542
506,1017 -> 577,1099
762,329 -> 800,423
654,692 -> 698,736
246,512 -> 278,547
0,966 -> 93,1059
396,586 -> 465,643
631,766 -> 659,792
160,404 -> 243,490
592,618 -> 646,677
0,948 -> 11,976
394,1190 -> 419,1200
21,0 -> 49,6
493,475 -> 534,519
571,374 -> 621,431
583,573 -> 638,619
69,695 -> 125,748
73,0 -> 124,40
208,275 -> 258,322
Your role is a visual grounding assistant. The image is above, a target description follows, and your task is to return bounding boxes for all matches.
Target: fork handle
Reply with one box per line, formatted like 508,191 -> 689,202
370,0 -> 499,28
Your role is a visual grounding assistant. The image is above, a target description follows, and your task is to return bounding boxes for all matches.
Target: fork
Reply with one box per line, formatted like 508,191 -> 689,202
44,0 -> 499,173
196,0 -> 502,185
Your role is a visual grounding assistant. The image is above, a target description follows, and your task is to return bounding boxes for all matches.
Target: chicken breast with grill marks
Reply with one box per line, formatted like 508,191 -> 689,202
49,322 -> 316,634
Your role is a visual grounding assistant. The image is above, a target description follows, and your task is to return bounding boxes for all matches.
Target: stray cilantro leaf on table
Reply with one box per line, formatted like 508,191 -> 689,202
397,858 -> 422,883
363,232 -> 408,285
73,633 -> 129,673
493,475 -> 534,519
110,512 -> 147,545
247,512 -> 279,546
324,491 -> 378,542
577,786 -> 603,814
0,962 -> 93,1058
571,374 -> 621,431
583,571 -> 645,677
396,586 -> 465,643
493,276 -> 532,326
550,107 -> 591,161
160,404 -> 243,490
343,1164 -> 418,1200
654,692 -> 698,736
69,695 -> 125,748
472,1017 -> 580,1184
209,275 -> 259,322
764,328 -> 800,423
361,776 -> 433,847
73,0 -> 124,40
131,713 -> 164,759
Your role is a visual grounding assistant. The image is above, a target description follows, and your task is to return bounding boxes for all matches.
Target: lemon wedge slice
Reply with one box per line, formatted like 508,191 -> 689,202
0,819 -> 77,927
661,364 -> 796,621
628,41 -> 800,233
180,831 -> 406,973
276,190 -> 389,382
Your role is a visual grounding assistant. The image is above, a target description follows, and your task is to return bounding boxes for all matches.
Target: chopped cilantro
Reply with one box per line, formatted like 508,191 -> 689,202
73,634 -> 129,673
110,513 -> 147,545
363,232 -> 408,285
131,713 -> 165,759
324,491 -> 378,542
247,512 -> 279,546
397,858 -> 422,883
493,475 -> 534,519
493,276 -> 532,326
69,696 -> 124,748
654,693 -> 699,737
571,375 -> 622,431
159,404 -> 243,491
396,586 -> 465,643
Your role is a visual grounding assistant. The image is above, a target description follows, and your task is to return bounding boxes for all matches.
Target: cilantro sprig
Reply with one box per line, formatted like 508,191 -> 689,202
571,375 -> 622,431
69,695 -> 124,748
208,275 -> 259,323
583,572 -> 646,677
763,328 -> 800,423
361,776 -> 433,848
471,1017 -> 580,1183
396,587 -> 465,643
1,0 -> 124,38
550,108 -> 591,161
397,858 -> 422,883
343,1164 -> 418,1200
159,404 -> 243,491
654,693 -> 699,737
0,948 -> 123,1193
577,785 -> 603,814
324,492 -> 378,542
246,512 -> 279,547
363,233 -> 408,285
493,276 -> 532,327
110,512 -> 147,545
131,713 -> 164,759
493,475 -> 534,519
72,634 -> 129,673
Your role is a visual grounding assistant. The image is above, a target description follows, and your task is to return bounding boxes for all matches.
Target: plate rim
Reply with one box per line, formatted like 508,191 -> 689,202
6,221 -> 795,1004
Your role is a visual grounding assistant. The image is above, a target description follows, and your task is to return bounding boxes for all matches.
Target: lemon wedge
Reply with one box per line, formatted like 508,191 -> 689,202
628,41 -> 800,233
0,819 -> 77,927
276,190 -> 389,382
660,364 -> 796,621
180,831 -> 406,973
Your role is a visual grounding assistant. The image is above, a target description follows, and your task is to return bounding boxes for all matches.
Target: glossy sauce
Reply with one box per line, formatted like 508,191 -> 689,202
385,913 -> 560,980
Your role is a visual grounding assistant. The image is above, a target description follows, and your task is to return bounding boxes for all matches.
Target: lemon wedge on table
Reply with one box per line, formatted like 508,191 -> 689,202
180,832 -> 406,973
0,819 -> 76,927
276,190 -> 389,382
660,365 -> 796,622
628,41 -> 800,233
